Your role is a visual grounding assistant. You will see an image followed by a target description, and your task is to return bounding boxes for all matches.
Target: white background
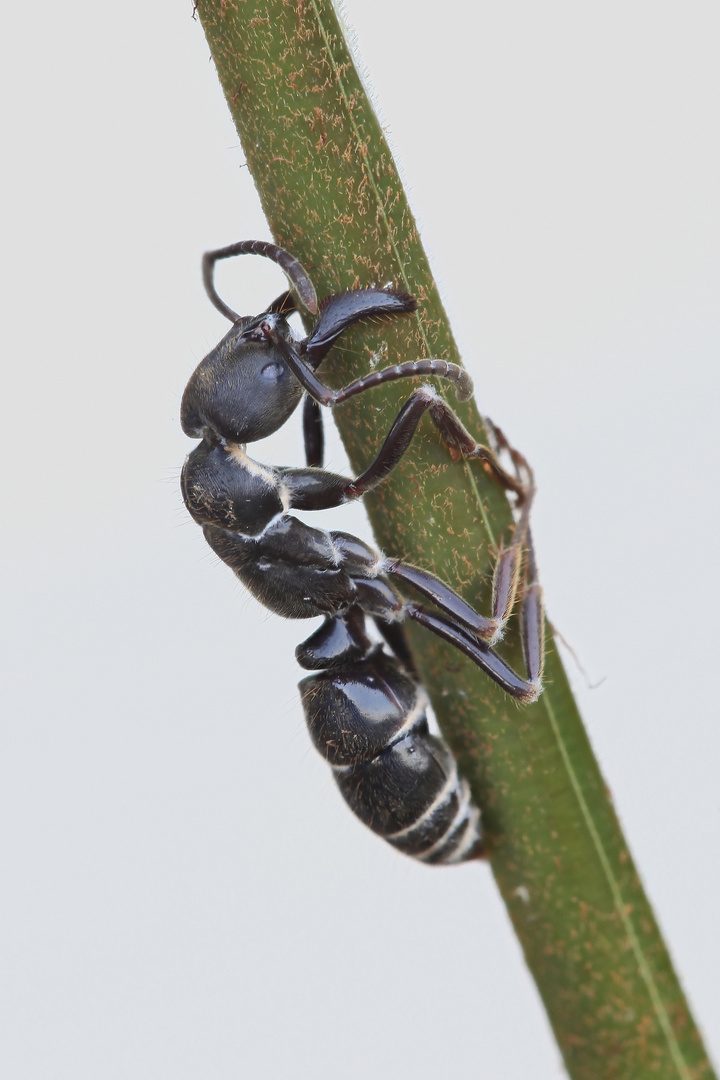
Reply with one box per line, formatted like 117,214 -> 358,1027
1,1 -> 718,1076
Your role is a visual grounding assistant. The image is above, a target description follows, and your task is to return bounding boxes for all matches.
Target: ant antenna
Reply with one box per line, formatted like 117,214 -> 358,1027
202,239 -> 319,322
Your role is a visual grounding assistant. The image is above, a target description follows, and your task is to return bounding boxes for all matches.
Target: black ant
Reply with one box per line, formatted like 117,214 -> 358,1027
181,240 -> 544,863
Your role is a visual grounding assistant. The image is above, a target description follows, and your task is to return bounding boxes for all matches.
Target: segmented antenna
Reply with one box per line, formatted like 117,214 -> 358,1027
202,239 -> 319,321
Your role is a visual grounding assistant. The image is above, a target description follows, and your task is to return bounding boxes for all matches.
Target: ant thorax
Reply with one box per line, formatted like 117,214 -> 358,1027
181,438 -> 287,537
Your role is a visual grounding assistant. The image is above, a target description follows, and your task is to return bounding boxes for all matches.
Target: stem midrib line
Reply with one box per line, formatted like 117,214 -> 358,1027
542,695 -> 692,1079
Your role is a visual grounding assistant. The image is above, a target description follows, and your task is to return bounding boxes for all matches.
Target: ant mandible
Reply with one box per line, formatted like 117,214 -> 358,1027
181,241 -> 544,863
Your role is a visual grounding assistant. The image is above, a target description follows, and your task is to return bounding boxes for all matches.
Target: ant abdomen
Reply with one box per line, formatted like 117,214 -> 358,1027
298,621 -> 484,865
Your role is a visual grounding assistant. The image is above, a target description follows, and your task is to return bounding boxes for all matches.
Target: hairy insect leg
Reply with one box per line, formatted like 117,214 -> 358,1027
385,558 -> 503,645
264,323 -> 473,406
304,288 -> 417,364
283,388 -> 489,511
405,604 -> 542,704
387,495 -> 545,697
520,529 -> 544,688
286,387 -> 490,511
416,396 -> 541,643
320,385 -> 538,645
285,388 -> 540,644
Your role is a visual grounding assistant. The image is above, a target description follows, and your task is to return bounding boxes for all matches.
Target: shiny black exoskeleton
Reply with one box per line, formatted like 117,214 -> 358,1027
181,240 -> 544,863
298,610 -> 484,864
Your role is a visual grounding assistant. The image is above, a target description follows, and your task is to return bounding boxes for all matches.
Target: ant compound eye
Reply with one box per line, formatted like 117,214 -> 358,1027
261,361 -> 284,380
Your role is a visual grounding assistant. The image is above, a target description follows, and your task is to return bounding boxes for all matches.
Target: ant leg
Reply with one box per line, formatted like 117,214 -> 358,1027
362,392 -> 538,642
329,361 -> 473,404
323,536 -> 543,699
344,388 -> 529,504
521,529 -> 544,688
382,487 -> 544,697
263,323 -> 473,406
384,557 -> 504,644
284,391 -> 535,642
383,466 -> 537,649
303,395 -> 325,468
284,389 -> 462,509
365,390 -> 532,506
304,288 -> 417,364
370,517 -> 543,701
391,527 -> 544,668
405,604 -> 542,704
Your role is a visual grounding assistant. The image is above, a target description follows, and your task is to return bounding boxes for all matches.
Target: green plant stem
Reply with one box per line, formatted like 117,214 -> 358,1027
193,2 -> 715,1077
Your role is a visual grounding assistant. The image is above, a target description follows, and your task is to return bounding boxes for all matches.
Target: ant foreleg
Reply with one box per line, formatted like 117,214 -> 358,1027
304,288 -> 417,364
264,322 -> 527,510
264,323 -> 473,407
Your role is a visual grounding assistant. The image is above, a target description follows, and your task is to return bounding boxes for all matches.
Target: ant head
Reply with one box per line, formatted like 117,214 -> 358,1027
181,313 -> 305,444
181,240 -> 319,444
183,243 -> 321,444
